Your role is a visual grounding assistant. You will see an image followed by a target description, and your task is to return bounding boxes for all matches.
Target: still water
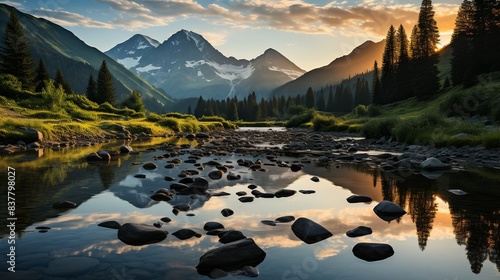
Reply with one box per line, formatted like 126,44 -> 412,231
0,133 -> 499,280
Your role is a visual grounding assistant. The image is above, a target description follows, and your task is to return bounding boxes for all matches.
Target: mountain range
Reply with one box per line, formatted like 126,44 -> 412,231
0,3 -> 387,111
105,30 -> 306,100
0,4 -> 172,111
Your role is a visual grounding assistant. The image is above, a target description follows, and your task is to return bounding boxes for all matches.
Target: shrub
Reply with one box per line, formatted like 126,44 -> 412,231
66,94 -> 98,110
146,112 -> 164,122
158,117 -> 180,131
165,112 -> 196,120
68,107 -> 99,121
352,104 -> 368,117
312,114 -> 338,131
287,105 -> 308,116
361,117 -> 399,139
285,109 -> 316,128
199,115 -> 226,122
392,112 -> 445,143
483,131 -> 500,149
367,104 -> 381,117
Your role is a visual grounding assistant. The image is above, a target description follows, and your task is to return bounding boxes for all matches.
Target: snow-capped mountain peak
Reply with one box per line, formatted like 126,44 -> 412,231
105,34 -> 160,68
106,30 -> 305,100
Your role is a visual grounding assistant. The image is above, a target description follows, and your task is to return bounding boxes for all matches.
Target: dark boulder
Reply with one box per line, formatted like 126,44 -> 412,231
142,162 -> 157,170
274,189 -> 297,198
275,216 -> 295,223
352,243 -> 394,262
261,220 -> 277,226
221,208 -> 234,217
218,230 -> 247,244
346,226 -> 373,237
238,196 -> 254,203
346,195 -> 372,203
373,200 -> 406,222
291,217 -> 332,244
172,229 -> 202,240
204,222 -> 224,231
290,164 -> 302,172
98,221 -> 121,229
196,238 -> 266,276
120,145 -> 133,153
117,223 -> 168,246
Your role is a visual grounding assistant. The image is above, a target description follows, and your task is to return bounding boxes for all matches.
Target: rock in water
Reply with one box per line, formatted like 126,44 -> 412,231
352,243 -> 394,262
143,162 -> 157,170
204,222 -> 224,231
420,157 -> 451,171
221,208 -> 234,217
117,223 -> 168,246
219,230 -> 247,244
449,189 -> 468,195
98,221 -> 121,229
196,238 -> 266,276
120,145 -> 133,153
373,200 -> 406,222
172,229 -> 202,240
274,189 -> 297,198
275,215 -> 295,223
346,226 -> 373,237
291,217 -> 332,244
346,195 -> 372,203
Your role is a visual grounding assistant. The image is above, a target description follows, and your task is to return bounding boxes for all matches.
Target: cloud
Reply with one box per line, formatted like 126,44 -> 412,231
34,0 -> 459,38
30,8 -> 114,29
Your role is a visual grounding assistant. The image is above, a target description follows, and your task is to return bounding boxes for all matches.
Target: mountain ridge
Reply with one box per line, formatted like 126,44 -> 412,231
106,30 -> 306,100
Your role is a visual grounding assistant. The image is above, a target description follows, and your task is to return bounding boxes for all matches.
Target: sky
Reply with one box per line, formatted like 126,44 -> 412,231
7,0 -> 461,71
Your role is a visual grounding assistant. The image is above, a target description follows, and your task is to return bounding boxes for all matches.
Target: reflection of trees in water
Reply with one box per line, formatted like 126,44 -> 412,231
380,172 -> 437,250
447,170 -> 500,274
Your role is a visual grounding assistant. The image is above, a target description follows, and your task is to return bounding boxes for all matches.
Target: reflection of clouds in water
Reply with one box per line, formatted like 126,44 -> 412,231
314,238 -> 347,260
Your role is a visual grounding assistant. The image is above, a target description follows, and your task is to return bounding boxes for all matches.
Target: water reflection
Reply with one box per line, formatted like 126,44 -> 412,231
0,137 -> 499,279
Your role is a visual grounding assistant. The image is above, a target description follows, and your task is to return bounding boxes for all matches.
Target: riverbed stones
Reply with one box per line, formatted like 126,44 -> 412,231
346,226 -> 373,237
173,203 -> 191,212
373,200 -> 406,221
299,190 -> 315,194
261,220 -> 277,226
274,189 -> 297,198
352,243 -> 394,262
290,164 -> 302,172
221,208 -> 234,217
311,176 -> 320,182
51,200 -> 77,209
291,217 -> 333,244
117,223 -> 168,246
219,230 -> 247,244
420,157 -> 451,171
142,162 -> 157,170
238,196 -> 254,203
204,222 -> 224,231
208,170 -> 224,180
196,238 -> 266,275
227,172 -> 241,180
346,195 -> 372,203
275,215 -> 295,223
172,229 -> 202,240
120,145 -> 133,153
98,221 -> 121,229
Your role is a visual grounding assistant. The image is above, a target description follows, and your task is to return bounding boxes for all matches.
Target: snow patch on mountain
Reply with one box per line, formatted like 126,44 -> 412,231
207,61 -> 254,81
118,56 -> 142,68
185,60 -> 206,68
268,66 -> 304,79
136,64 -> 162,73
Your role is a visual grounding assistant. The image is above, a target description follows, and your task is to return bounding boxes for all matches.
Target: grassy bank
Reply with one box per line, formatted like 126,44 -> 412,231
285,72 -> 500,148
0,94 -> 236,144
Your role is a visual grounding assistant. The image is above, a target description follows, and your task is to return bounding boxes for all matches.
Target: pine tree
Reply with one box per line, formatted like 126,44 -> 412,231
450,0 -> 474,86
409,25 -> 421,59
372,61 -> 382,105
316,87 -> 326,111
305,87 -> 315,108
226,98 -> 238,121
96,60 -> 116,105
412,0 -> 440,99
55,69 -> 72,95
415,0 -> 440,58
187,105 -> 192,115
381,25 -> 397,104
326,86 -> 334,112
194,96 -> 205,118
86,74 -> 98,103
0,11 -> 34,90
121,89 -> 145,112
394,25 -> 412,101
34,58 -> 50,92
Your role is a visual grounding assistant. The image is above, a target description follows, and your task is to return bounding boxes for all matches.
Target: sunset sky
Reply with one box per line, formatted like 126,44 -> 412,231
8,0 -> 460,71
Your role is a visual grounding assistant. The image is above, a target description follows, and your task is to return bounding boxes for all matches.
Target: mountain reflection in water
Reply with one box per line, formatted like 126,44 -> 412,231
0,138 -> 498,279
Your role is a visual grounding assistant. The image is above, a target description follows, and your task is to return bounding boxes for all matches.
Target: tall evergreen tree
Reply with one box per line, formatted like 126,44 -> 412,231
394,24 -> 412,101
194,96 -> 205,118
409,25 -> 421,59
326,86 -> 335,112
372,61 -> 382,105
305,87 -> 315,108
55,69 -> 72,95
34,58 -> 50,92
381,25 -> 397,104
412,0 -> 441,99
450,0 -> 474,86
415,0 -> 440,58
0,11 -> 34,90
86,74 -> 98,103
96,60 -> 116,105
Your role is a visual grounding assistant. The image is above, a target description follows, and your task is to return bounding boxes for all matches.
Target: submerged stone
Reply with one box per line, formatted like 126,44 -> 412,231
352,243 -> 394,262
373,200 -> 406,222
346,226 -> 373,237
196,238 -> 266,276
117,223 -> 168,246
172,229 -> 202,240
291,217 -> 332,244
98,221 -> 121,229
346,195 -> 372,203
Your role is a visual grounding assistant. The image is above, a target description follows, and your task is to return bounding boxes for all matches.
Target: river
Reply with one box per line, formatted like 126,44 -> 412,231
0,129 -> 499,279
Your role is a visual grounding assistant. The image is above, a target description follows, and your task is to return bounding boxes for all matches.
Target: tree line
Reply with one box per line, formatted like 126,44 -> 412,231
193,74 -> 371,121
0,11 -> 145,112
